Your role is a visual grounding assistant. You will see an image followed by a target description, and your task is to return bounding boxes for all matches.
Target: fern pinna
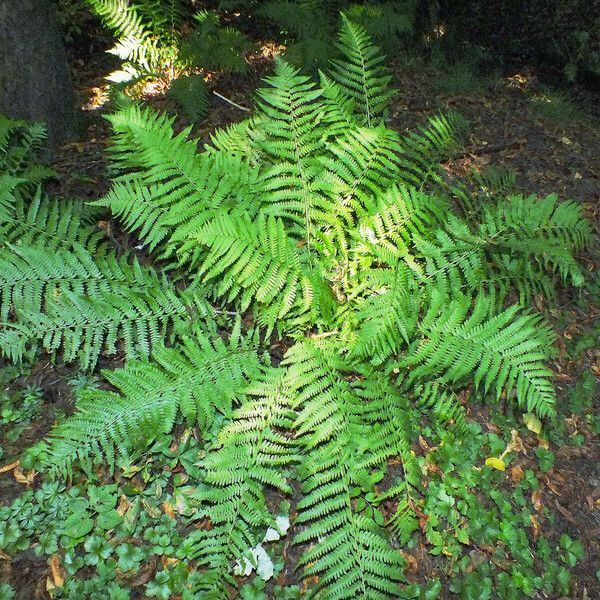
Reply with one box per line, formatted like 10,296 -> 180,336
0,15 -> 593,599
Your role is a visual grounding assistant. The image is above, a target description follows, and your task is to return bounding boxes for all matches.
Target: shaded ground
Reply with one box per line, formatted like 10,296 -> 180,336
1,34 -> 599,600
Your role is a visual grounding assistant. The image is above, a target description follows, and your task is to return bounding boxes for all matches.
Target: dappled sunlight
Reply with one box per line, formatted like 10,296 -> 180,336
81,84 -> 110,111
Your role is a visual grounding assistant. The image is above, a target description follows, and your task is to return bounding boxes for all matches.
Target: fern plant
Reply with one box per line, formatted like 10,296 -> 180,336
0,16 -> 593,599
257,1 -> 417,71
85,0 -> 250,101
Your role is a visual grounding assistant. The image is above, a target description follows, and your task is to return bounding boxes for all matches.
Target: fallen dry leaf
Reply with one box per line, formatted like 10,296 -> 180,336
531,490 -> 543,511
119,554 -> 158,587
163,501 -> 176,519
116,495 -> 130,516
485,457 -> 506,471
49,554 -> 64,588
161,556 -> 179,569
500,429 -> 526,459
530,514 -> 541,541
511,466 -> 524,483
0,459 -> 20,474
13,467 -> 36,486
401,551 -> 418,575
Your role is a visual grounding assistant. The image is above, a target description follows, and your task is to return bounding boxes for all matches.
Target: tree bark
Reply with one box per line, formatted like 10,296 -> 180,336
0,0 -> 80,147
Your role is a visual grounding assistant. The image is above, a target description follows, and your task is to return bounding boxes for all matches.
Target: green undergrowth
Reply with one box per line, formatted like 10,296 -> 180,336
0,387 -> 590,599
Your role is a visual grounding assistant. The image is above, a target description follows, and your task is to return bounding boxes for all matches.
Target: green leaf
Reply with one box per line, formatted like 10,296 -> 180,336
63,511 -> 94,539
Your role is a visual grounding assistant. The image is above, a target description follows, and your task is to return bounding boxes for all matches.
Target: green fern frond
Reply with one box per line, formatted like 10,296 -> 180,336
285,340 -> 406,598
256,0 -> 341,71
0,175 -> 21,222
44,328 -> 263,475
355,376 -> 421,544
319,125 -> 402,218
0,245 -> 150,322
413,381 -> 469,435
0,189 -> 103,252
397,111 -> 467,191
194,213 -> 327,328
256,60 -> 330,247
102,105 -> 262,255
179,10 -> 251,73
344,2 -> 416,52
0,116 -> 52,181
472,164 -> 519,198
351,264 -> 420,364
85,0 -> 168,71
186,368 -> 297,596
257,0 -> 326,40
327,14 -> 394,126
319,71 -> 358,129
400,292 -> 557,416
6,268 -> 208,370
206,117 -> 262,161
479,193 -> 593,287
167,73 -> 210,122
415,219 -> 488,298
355,185 -> 448,264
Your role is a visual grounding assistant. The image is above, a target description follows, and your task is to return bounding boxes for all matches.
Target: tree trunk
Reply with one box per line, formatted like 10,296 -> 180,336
0,0 -> 80,147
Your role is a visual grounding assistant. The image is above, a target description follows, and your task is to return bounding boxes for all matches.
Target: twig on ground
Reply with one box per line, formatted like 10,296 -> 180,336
212,91 -> 250,112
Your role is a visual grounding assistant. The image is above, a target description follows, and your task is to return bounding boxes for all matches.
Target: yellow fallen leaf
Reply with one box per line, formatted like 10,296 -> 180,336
530,513 -> 541,540
163,501 -> 175,519
116,495 -> 130,516
49,553 -> 64,587
485,457 -> 506,471
0,459 -> 19,474
503,429 -> 526,456
523,413 -> 542,435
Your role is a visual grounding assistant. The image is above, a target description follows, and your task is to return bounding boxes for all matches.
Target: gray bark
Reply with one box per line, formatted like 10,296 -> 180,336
0,0 -> 80,147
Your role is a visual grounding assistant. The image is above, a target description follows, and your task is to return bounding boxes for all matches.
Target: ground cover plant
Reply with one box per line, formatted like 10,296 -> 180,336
0,14 -> 596,600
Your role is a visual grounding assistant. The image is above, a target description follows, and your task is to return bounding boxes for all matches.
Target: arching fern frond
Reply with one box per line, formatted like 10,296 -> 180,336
0,115 -> 53,183
179,10 -> 251,73
355,185 -> 448,264
353,375 -> 421,544
84,0 -> 163,71
101,105 -> 262,255
5,269 -> 208,370
400,292 -> 557,416
350,264 -> 420,364
397,112 -> 467,191
415,218 -> 488,299
0,189 -> 103,253
479,193 -> 593,288
319,125 -> 402,218
285,340 -> 406,599
194,213 -> 329,328
256,60 -> 330,247
167,73 -> 210,122
0,245 -> 150,322
413,381 -> 469,436
44,327 -> 263,475
327,14 -> 394,126
186,368 -> 297,597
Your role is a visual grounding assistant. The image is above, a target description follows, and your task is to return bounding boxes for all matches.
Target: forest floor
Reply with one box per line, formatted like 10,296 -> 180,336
1,32 -> 600,600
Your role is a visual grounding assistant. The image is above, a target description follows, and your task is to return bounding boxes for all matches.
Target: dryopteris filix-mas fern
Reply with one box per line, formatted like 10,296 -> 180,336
1,16 -> 593,599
